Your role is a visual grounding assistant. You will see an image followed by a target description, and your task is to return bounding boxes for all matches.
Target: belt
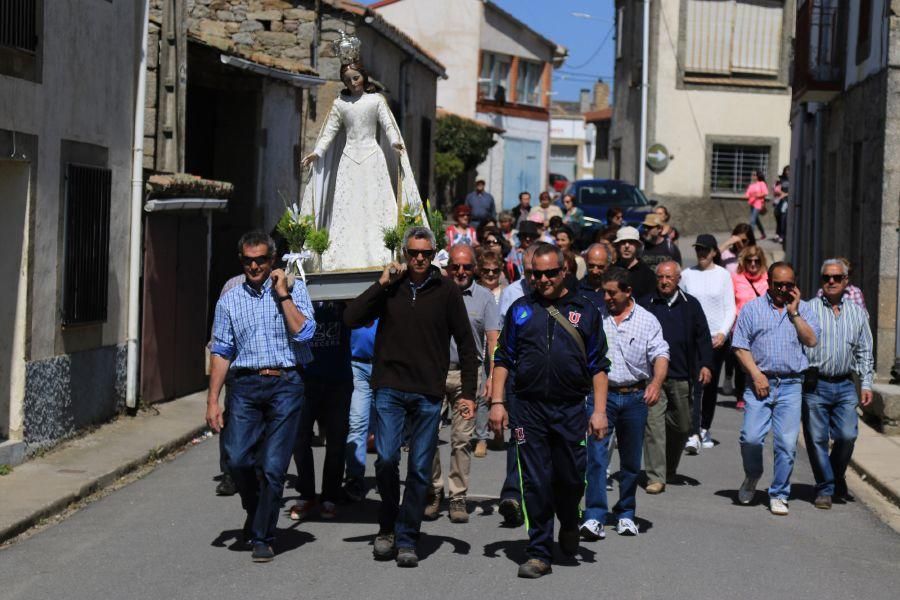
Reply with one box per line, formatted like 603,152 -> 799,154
763,372 -> 802,379
448,362 -> 460,371
233,367 -> 298,377
609,381 -> 647,394
819,373 -> 852,383
351,357 -> 373,364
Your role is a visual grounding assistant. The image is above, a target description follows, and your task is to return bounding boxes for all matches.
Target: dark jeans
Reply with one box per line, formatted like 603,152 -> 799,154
584,390 -> 647,523
514,398 -> 586,563
293,378 -> 352,503
801,379 -> 859,497
693,343 -> 728,433
374,387 -> 442,548
223,371 -> 304,545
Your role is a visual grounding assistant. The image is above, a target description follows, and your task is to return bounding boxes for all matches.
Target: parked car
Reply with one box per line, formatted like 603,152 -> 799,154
549,173 -> 569,194
563,179 -> 656,243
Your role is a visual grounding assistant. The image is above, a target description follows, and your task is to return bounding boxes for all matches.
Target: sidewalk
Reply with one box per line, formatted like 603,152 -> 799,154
0,392 -> 207,544
849,418 -> 900,507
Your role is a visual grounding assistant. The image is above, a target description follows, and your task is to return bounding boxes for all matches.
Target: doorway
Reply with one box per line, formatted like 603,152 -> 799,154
502,138 -> 542,209
0,160 -> 30,441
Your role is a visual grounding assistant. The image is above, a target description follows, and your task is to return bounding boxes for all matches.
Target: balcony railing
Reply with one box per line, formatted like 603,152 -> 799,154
793,0 -> 844,102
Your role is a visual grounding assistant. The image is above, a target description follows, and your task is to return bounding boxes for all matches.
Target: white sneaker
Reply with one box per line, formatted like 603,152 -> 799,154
616,518 -> 639,536
700,429 -> 714,449
770,497 -> 789,516
579,519 -> 606,541
738,477 -> 759,505
684,435 -> 701,455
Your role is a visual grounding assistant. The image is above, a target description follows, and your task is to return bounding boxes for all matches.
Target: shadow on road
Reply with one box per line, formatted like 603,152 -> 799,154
342,531 -> 471,563
210,523 -> 315,554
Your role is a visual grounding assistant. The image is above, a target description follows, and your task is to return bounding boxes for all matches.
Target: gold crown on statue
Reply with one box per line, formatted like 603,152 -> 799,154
333,30 -> 361,65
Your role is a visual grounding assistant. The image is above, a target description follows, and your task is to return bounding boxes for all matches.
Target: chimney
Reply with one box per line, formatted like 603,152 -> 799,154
593,80 -> 610,110
579,88 -> 591,113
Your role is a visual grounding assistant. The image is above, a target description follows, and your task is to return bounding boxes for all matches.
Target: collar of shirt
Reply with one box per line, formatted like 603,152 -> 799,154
243,278 -> 272,297
650,290 -> 682,307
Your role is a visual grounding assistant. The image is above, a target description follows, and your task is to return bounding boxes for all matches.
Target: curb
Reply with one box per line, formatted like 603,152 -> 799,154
849,456 -> 900,509
0,422 -> 208,544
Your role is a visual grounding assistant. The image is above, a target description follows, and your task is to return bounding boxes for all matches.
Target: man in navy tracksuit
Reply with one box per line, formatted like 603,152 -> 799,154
490,244 -> 610,579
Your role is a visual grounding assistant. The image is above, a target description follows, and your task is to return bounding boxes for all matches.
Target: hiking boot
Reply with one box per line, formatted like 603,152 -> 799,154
558,528 -> 579,556
448,496 -> 469,523
215,472 -> 236,496
517,558 -> 552,579
373,532 -> 396,560
423,490 -> 443,520
498,498 -> 524,526
396,546 -> 419,568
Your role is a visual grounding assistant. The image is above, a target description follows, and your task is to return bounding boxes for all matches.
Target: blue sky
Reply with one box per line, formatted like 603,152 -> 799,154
366,1 -> 616,102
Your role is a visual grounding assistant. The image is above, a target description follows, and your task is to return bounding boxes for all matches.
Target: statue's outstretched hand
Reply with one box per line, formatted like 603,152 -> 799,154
301,152 -> 318,167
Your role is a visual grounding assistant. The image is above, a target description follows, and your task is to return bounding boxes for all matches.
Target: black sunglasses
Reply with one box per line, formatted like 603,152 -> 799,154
773,281 -> 795,290
240,254 -> 272,266
821,274 -> 847,283
480,267 -> 501,275
448,263 -> 475,272
405,248 -> 435,259
532,267 -> 563,280
484,238 -> 501,245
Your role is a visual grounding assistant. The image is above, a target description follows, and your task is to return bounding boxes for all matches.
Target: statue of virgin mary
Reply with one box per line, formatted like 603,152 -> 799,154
300,32 -> 426,272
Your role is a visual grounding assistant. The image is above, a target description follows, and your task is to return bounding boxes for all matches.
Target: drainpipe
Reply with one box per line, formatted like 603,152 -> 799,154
811,106 -> 824,292
126,0 -> 150,411
638,0 -> 650,191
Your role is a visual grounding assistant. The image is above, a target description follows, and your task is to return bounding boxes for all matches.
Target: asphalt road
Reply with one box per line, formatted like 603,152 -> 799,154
2,394 -> 899,600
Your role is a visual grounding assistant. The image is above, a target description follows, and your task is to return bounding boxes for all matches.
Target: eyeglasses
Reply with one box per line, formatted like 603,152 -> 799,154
240,254 -> 271,267
821,274 -> 847,283
532,267 -> 563,280
773,281 -> 795,290
484,238 -> 500,246
480,267 -> 501,276
405,248 -> 435,259
448,263 -> 475,272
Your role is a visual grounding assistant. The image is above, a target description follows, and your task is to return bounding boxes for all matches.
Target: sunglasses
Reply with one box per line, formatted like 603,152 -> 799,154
240,254 -> 271,267
821,274 -> 847,283
746,257 -> 762,264
480,267 -> 501,275
405,248 -> 435,259
448,263 -> 475,272
532,267 -> 563,280
587,263 -> 607,271
484,238 -> 500,246
773,281 -> 795,290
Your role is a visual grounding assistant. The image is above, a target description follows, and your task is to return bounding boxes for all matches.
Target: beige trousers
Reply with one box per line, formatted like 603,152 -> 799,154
430,369 -> 475,498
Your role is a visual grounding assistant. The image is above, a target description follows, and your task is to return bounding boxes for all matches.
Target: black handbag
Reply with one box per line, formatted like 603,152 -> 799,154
802,367 -> 819,394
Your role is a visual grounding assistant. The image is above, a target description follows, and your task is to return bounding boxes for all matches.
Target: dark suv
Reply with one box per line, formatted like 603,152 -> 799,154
564,179 -> 656,240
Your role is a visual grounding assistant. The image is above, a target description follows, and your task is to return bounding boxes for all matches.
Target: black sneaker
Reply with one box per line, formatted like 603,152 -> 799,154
517,558 -> 552,579
396,546 -> 419,568
251,542 -> 274,563
558,528 -> 579,556
342,480 -> 365,503
373,532 -> 396,560
498,498 -> 524,526
216,472 -> 236,496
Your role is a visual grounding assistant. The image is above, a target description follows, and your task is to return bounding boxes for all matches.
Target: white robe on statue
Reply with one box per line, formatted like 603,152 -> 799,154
301,92 -> 425,272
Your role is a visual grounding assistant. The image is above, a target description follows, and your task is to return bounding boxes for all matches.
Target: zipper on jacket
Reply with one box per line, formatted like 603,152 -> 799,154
545,307 -> 555,398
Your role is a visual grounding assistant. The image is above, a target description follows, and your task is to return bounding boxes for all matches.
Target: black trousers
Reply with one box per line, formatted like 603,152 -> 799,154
693,344 -> 729,433
292,378 -> 352,503
514,398 -> 586,564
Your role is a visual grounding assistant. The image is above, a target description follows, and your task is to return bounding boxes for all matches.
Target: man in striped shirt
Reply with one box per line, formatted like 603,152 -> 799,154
802,259 -> 874,510
732,262 -> 819,516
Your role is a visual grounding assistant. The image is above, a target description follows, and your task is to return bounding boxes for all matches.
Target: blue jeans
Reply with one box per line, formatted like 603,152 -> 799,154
583,390 -> 647,523
374,387 -> 442,548
801,379 -> 859,497
749,206 -> 766,238
739,377 -> 802,500
344,361 -> 374,490
222,371 -> 304,545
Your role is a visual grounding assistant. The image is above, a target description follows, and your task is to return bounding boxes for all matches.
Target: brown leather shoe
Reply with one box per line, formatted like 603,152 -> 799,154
473,440 -> 488,458
645,482 -> 666,494
814,495 -> 832,510
518,558 -> 552,579
423,490 -> 443,520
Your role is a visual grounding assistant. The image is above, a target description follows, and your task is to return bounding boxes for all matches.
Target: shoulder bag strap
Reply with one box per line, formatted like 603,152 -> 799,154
544,305 -> 587,361
744,275 -> 762,297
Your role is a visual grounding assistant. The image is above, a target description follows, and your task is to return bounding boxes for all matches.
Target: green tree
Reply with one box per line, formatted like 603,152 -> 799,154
434,115 -> 497,205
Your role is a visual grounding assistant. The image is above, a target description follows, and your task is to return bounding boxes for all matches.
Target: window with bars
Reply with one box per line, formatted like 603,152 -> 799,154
709,144 -> 770,194
0,0 -> 38,53
62,164 -> 112,325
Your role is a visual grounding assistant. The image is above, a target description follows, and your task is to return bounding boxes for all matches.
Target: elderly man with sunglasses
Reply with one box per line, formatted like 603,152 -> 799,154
802,259 -> 874,509
207,230 -> 316,563
732,261 -> 819,516
344,227 -> 478,568
425,244 -> 501,522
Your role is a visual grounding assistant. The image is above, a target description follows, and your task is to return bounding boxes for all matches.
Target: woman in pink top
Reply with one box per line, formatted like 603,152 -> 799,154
730,246 -> 769,408
745,170 -> 768,240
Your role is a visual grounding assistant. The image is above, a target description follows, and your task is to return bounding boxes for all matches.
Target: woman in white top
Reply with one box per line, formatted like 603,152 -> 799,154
680,234 -> 736,453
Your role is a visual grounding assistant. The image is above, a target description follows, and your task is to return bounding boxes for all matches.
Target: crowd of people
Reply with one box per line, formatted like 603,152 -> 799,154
205,188 -> 875,579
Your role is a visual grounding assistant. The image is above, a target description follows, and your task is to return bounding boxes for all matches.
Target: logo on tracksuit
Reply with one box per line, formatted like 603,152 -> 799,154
568,311 -> 582,326
514,427 -> 526,445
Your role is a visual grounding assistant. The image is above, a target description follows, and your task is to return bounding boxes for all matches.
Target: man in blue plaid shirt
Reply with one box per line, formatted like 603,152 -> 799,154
207,230 -> 316,563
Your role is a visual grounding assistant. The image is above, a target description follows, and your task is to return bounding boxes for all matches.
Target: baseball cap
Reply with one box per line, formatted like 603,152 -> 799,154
613,226 -> 642,245
693,234 -> 718,250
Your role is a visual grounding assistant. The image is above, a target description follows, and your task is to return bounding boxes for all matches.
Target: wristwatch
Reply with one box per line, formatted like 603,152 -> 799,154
788,311 -> 801,321
277,294 -> 292,303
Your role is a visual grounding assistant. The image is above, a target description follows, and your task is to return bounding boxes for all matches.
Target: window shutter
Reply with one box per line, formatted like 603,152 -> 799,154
685,0 -> 735,74
731,0 -> 783,75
